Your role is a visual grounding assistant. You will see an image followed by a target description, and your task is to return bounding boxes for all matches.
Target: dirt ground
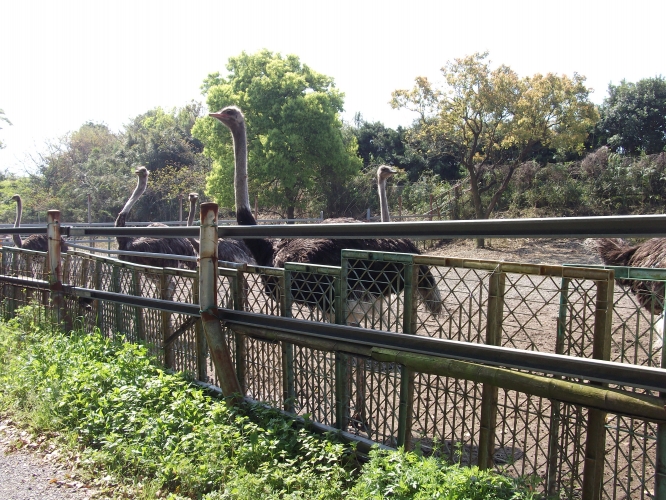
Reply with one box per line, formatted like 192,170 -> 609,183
425,237 -> 604,267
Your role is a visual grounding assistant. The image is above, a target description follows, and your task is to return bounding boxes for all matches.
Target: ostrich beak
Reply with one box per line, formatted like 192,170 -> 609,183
209,112 -> 222,120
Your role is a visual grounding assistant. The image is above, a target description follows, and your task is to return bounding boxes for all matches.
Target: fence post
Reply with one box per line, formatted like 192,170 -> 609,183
478,267 -> 505,469
160,271 -> 175,368
397,258 -> 418,449
546,277 -> 570,495
94,260 -> 104,331
47,210 -> 66,329
282,269 -> 295,413
334,269 -> 350,430
656,342 -> 666,498
192,274 -> 208,383
429,194 -> 433,221
581,276 -> 614,500
399,196 -> 403,221
198,202 -> 243,403
453,185 -> 460,220
232,270 -> 247,393
132,269 -> 145,343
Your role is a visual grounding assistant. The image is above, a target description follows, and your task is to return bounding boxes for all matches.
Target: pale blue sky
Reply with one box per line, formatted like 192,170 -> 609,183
1,0 -> 664,174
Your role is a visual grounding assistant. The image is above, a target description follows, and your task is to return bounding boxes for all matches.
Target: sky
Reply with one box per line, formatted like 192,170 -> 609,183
1,0 -> 664,175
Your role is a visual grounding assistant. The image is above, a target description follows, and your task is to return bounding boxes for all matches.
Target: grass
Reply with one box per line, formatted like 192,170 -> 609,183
0,305 -> 538,499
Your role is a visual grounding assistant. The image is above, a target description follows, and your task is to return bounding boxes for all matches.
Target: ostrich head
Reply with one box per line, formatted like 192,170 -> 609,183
376,165 -> 397,183
10,194 -> 21,204
209,106 -> 245,133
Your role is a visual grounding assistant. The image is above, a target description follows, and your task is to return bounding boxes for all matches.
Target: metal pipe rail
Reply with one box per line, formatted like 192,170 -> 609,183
12,276 -> 662,395
65,242 -> 199,263
61,213 -> 666,240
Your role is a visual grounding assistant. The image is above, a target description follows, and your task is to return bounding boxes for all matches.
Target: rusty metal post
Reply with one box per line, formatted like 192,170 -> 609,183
47,210 -> 66,328
198,202 -> 243,402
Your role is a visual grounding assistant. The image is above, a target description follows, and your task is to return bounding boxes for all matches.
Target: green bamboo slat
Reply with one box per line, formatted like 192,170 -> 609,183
478,269 -> 504,469
582,275 -> 614,500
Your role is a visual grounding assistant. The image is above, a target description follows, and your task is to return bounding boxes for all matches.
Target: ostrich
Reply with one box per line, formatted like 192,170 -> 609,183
596,237 -> 666,349
186,192 -> 256,265
209,106 -> 444,322
10,194 -> 95,311
115,166 -> 197,269
11,194 -> 68,252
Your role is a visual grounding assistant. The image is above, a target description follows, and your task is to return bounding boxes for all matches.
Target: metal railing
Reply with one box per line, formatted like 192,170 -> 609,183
2,211 -> 666,500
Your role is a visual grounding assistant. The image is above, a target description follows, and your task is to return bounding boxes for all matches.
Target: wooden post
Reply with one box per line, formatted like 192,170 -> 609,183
94,260 -> 104,332
179,193 -> 183,222
282,270 -> 295,413
161,271 -> 175,369
192,274 -> 208,383
397,259 -> 417,449
88,194 -> 95,250
478,268 -> 504,469
429,194 -> 433,221
547,277 -> 570,496
656,336 -> 666,498
132,269 -> 145,343
198,202 -> 243,402
399,195 -> 403,221
47,210 -> 66,329
581,276 -> 614,500
254,196 -> 258,221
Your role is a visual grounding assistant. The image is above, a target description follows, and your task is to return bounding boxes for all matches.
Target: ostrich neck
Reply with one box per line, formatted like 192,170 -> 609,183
378,178 -> 390,222
187,199 -> 196,227
232,123 -> 253,221
13,198 -> 22,247
120,173 -> 147,215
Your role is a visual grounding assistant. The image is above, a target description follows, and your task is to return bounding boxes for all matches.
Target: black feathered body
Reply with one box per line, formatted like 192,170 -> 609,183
597,237 -> 666,312
115,214 -> 197,269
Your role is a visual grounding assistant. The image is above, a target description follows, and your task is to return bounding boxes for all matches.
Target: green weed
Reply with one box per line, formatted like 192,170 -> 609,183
0,306 -> 538,499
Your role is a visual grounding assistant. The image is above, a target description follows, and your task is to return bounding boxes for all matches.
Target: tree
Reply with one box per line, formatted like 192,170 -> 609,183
193,49 -> 362,220
0,108 -> 11,149
119,103 -> 211,222
595,76 -> 666,155
392,52 -> 598,246
29,122 -> 129,222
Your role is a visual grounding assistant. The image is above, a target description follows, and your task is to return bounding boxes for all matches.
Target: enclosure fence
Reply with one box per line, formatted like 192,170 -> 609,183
2,211 -> 666,500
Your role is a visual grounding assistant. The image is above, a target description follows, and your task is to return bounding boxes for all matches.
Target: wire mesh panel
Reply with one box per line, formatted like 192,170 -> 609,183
412,373 -> 483,462
4,244 -> 666,500
292,345 -> 336,426
244,266 -> 283,316
344,356 -> 403,446
1,248 -> 49,317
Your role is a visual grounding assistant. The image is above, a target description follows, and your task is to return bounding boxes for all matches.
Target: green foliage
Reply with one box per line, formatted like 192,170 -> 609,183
0,307 -> 352,498
595,76 -> 666,155
193,49 -> 363,218
119,103 -> 211,222
502,149 -> 666,217
26,122 -> 130,223
349,448 -> 536,499
392,52 -> 598,225
349,117 -> 460,182
0,308 -> 537,499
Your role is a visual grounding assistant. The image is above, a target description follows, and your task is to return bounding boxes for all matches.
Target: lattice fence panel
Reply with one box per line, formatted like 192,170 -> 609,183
292,346 -> 336,426
411,373 -> 483,464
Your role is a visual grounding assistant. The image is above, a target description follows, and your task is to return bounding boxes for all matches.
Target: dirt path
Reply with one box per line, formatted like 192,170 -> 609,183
0,419 -> 104,500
